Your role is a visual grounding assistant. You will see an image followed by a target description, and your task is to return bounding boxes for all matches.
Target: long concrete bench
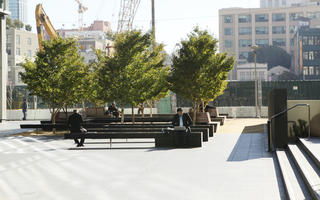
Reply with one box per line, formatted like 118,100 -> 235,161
86,127 -> 209,142
64,131 -> 203,148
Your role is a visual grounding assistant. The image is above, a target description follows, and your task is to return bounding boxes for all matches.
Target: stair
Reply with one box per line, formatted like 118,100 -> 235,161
275,138 -> 320,200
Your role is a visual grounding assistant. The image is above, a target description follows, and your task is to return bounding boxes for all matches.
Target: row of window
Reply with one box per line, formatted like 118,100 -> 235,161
301,36 -> 320,46
224,12 -> 320,24
7,48 -> 32,57
15,35 -> 32,45
239,71 -> 266,81
303,66 -> 320,76
303,51 -> 320,61
225,26 -> 296,36
225,38 -> 285,49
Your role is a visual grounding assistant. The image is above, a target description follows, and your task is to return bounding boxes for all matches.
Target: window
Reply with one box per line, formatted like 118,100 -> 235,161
27,50 -> 32,57
282,0 -> 286,6
272,38 -> 286,46
224,28 -> 232,36
259,71 -> 265,80
272,26 -> 286,34
272,13 -> 286,22
27,38 -> 32,45
224,15 -> 233,23
255,14 -> 268,22
16,35 -> 20,45
309,66 -> 314,75
16,48 -> 20,56
275,0 -> 280,7
7,48 -> 11,55
239,52 -> 249,60
302,36 -> 308,45
225,40 -> 232,48
309,51 -> 314,60
256,39 -> 269,46
238,15 -> 251,23
303,66 -> 309,75
289,12 -> 303,21
240,72 -> 246,81
255,26 -> 268,34
289,26 -> 296,34
303,52 -> 309,60
316,67 -> 320,75
239,39 -> 252,48
315,51 -> 320,60
239,27 -> 252,35
316,36 -> 320,45
307,12 -> 320,20
308,36 -> 314,45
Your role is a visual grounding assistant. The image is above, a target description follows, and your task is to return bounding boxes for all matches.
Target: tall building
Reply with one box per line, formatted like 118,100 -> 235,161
8,0 -> 27,24
6,28 -> 38,86
1,0 -> 10,121
260,0 -> 315,8
219,4 -> 320,80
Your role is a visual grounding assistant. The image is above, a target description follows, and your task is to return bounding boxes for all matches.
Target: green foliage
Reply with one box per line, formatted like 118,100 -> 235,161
169,27 -> 234,108
96,30 -> 169,108
247,45 -> 291,70
25,24 -> 32,31
6,17 -> 24,30
20,37 -> 88,122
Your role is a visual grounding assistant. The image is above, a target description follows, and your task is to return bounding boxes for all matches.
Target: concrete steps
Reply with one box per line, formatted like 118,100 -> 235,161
276,138 -> 320,200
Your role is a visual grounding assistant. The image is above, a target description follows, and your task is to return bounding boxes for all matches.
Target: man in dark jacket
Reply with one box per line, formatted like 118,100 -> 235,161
22,98 -> 27,120
172,108 -> 192,128
67,110 -> 85,147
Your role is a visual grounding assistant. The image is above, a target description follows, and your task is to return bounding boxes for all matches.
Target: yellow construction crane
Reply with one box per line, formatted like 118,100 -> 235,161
35,4 -> 58,51
75,0 -> 88,31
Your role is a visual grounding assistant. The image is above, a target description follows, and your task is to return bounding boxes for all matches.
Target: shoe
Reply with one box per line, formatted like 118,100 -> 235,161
76,144 -> 81,147
80,144 -> 84,147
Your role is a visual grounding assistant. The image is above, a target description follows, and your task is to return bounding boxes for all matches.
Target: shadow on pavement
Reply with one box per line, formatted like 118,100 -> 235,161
242,123 -> 265,134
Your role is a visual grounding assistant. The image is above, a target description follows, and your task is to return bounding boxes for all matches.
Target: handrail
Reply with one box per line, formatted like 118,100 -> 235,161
267,103 -> 311,152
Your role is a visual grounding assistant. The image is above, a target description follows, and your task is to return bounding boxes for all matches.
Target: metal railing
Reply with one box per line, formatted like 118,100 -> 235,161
267,103 -> 311,152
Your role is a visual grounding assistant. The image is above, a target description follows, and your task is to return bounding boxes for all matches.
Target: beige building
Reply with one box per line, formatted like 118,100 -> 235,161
219,5 -> 320,80
237,63 -> 268,81
6,28 -> 38,85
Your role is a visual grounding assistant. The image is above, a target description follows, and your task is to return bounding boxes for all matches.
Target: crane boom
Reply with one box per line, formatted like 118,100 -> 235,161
117,0 -> 141,33
35,4 -> 58,51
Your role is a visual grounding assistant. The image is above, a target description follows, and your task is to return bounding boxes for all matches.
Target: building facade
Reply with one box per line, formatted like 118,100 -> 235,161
219,5 -> 320,80
1,0 -> 10,121
8,0 -> 27,24
237,63 -> 268,81
6,28 -> 38,85
292,27 -> 320,79
260,0 -> 314,8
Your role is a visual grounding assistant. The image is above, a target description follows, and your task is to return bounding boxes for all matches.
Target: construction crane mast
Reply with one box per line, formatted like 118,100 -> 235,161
75,0 -> 88,31
117,0 -> 141,33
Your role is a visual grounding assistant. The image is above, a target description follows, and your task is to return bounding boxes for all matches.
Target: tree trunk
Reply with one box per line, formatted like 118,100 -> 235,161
81,99 -> 86,118
64,105 -> 68,121
131,105 -> 135,124
193,101 -> 197,126
121,107 -> 124,124
142,102 -> 145,118
149,100 -> 153,117
51,108 -> 57,134
201,100 -> 205,112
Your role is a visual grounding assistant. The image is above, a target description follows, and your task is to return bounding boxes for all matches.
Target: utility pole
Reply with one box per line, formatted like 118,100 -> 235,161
251,45 -> 259,118
151,0 -> 155,42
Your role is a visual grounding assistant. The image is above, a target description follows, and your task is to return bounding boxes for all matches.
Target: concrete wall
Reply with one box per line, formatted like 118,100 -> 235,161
0,14 -> 7,121
6,108 -> 158,120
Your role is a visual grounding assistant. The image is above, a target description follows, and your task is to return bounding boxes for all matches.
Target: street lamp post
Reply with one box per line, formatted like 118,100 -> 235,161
251,45 -> 259,118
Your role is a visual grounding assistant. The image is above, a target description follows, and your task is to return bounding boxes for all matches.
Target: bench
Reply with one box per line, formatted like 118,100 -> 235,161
85,107 -> 106,117
86,127 -> 209,142
64,131 -> 203,148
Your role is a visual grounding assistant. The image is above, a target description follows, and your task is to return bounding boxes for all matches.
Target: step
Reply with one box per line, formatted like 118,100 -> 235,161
288,144 -> 320,199
276,150 -> 311,200
299,138 -> 320,170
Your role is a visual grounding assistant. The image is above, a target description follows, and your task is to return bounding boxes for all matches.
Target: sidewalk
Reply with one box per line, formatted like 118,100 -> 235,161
0,121 -> 39,137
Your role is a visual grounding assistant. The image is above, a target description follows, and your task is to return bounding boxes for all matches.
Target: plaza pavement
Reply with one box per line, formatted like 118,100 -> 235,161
0,119 -> 285,200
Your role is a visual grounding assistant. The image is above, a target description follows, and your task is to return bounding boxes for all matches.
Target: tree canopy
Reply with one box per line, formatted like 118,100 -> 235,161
20,37 -> 88,123
247,45 -> 291,70
169,27 -> 234,123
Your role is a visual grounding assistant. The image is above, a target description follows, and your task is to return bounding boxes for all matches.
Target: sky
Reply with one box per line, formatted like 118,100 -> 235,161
26,0 -> 260,52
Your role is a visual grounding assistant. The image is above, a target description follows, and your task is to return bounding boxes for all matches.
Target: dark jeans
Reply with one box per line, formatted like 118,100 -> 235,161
70,130 -> 85,145
22,110 -> 26,120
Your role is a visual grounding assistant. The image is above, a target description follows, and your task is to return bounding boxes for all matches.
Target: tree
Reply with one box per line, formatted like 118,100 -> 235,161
13,19 -> 24,29
20,37 -> 88,127
169,27 -> 234,124
25,24 -> 32,31
96,30 -> 169,123
276,71 -> 299,80
247,46 -> 291,69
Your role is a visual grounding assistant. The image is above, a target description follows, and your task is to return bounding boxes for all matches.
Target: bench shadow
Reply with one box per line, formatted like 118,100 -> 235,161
84,141 -> 154,144
227,124 -> 272,162
68,147 -> 155,150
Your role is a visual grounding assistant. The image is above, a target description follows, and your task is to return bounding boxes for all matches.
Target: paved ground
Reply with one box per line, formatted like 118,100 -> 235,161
0,121 -> 39,137
0,119 -> 284,200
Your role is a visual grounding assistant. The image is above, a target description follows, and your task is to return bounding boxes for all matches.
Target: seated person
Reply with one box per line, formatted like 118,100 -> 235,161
172,108 -> 192,128
106,103 -> 120,118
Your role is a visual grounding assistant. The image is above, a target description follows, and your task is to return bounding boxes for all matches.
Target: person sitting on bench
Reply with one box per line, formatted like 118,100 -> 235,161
67,110 -> 85,147
106,103 -> 120,118
172,108 -> 192,128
